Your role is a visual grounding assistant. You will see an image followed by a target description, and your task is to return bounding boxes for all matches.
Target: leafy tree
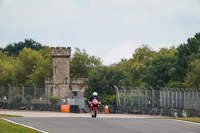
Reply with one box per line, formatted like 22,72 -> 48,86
26,46 -> 53,87
114,45 -> 155,86
142,55 -> 176,87
0,51 -> 17,86
84,66 -> 132,105
174,32 -> 200,82
3,39 -> 43,56
17,47 -> 52,87
184,59 -> 200,88
70,48 -> 102,78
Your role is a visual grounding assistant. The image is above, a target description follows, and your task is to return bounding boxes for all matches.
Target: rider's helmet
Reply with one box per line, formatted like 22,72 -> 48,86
93,92 -> 97,97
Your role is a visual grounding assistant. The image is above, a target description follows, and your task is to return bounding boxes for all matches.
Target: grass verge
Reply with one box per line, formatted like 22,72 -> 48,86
0,114 -> 42,133
0,114 -> 22,118
170,117 -> 200,123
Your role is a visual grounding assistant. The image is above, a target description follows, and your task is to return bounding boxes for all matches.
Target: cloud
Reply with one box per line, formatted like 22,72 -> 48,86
102,41 -> 138,65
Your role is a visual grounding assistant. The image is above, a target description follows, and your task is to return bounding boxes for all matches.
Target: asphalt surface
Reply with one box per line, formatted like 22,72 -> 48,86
5,117 -> 200,133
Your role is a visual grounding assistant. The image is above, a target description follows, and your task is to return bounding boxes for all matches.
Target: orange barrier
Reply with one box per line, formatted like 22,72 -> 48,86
61,105 -> 70,113
105,106 -> 109,114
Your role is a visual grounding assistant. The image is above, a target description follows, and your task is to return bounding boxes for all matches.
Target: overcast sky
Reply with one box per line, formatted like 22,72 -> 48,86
0,0 -> 200,65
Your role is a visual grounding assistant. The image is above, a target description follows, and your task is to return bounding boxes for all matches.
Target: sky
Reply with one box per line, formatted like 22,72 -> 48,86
0,0 -> 200,65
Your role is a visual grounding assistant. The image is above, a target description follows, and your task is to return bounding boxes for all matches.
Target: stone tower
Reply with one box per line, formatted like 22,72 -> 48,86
51,47 -> 71,84
45,47 -> 86,102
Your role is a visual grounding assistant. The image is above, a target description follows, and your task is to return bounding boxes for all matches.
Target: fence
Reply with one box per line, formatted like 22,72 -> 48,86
0,84 -> 84,105
0,84 -> 46,104
114,86 -> 200,110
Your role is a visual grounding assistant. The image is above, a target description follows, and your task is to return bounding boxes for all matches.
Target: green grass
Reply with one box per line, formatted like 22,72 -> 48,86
0,114 -> 41,133
170,117 -> 200,123
0,114 -> 22,118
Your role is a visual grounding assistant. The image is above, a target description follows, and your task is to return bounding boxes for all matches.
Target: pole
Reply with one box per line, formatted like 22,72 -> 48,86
173,88 -> 177,108
114,85 -> 121,106
185,88 -> 190,109
122,86 -> 126,106
165,87 -> 170,107
161,87 -> 165,107
7,84 -> 11,103
56,85 -> 61,105
46,85 -> 49,104
177,88 -> 182,108
33,84 -> 36,103
20,84 -> 24,101
181,88 -> 185,109
143,86 -> 147,107
150,87 -> 154,107
128,86 -> 133,107
136,87 -> 140,107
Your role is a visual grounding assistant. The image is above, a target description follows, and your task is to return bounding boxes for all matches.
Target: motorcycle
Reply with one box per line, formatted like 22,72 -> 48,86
89,98 -> 100,118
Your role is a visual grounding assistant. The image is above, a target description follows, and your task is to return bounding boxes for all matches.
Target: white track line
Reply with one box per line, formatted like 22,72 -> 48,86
1,118 -> 48,133
168,119 -> 200,125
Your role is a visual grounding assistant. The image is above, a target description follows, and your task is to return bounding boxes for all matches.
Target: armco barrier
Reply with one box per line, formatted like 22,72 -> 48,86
0,102 -> 80,113
107,105 -> 200,117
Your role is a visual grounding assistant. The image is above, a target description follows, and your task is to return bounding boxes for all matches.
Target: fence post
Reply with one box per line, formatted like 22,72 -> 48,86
122,86 -> 126,106
193,88 -> 198,109
197,89 -> 200,109
143,86 -> 147,107
136,87 -> 140,107
56,85 -> 61,105
7,83 -> 11,103
46,85 -> 49,104
128,86 -> 133,107
191,88 -> 195,109
171,88 -> 174,108
173,88 -> 177,108
181,88 -> 185,109
161,87 -> 165,107
150,87 -> 154,107
165,87 -> 170,107
185,88 -> 190,109
20,83 -> 24,101
33,84 -> 36,103
177,88 -> 182,108
114,85 -> 120,106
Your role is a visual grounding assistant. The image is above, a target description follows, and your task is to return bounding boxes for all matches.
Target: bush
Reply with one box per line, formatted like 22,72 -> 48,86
49,96 -> 58,104
12,95 -> 22,103
102,95 -> 116,105
26,95 -> 31,103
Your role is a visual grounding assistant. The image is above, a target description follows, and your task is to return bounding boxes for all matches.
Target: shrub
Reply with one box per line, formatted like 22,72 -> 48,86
12,95 -> 22,103
26,95 -> 31,103
49,96 -> 58,104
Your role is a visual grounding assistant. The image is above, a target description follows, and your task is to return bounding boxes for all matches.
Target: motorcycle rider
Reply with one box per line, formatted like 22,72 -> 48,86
88,92 -> 101,110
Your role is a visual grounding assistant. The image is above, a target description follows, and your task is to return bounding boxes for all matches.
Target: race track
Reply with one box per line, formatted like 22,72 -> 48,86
5,117 -> 200,133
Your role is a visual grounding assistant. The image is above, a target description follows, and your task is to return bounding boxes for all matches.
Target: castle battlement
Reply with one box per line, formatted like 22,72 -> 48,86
51,47 -> 71,57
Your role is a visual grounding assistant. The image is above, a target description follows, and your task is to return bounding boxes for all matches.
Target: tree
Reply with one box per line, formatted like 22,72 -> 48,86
0,51 -> 17,86
3,39 -> 43,56
84,66 -> 132,105
174,32 -> 200,82
25,46 -> 53,87
114,45 -> 155,86
17,47 -> 52,87
70,48 -> 102,78
184,59 -> 200,88
142,55 -> 176,87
